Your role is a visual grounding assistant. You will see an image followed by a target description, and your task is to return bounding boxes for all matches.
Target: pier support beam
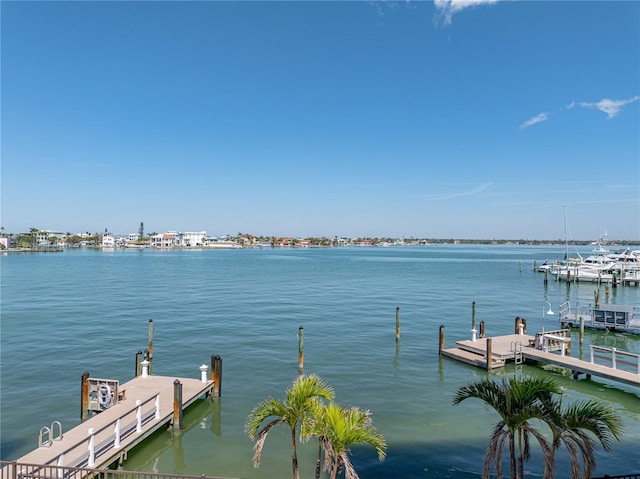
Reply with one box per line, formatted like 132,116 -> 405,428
479,321 -> 485,339
395,307 -> 400,342
81,372 -> 90,422
439,325 -> 445,355
148,319 -> 154,375
173,380 -> 183,431
135,351 -> 143,377
298,326 -> 304,374
210,355 -> 222,397
486,338 -> 493,371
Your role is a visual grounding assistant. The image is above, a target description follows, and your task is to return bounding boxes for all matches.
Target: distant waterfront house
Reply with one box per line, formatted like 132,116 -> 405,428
181,231 -> 206,247
150,233 -> 178,248
102,233 -> 115,248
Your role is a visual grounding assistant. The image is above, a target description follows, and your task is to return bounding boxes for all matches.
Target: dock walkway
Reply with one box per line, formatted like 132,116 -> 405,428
441,331 -> 640,388
14,375 -> 215,473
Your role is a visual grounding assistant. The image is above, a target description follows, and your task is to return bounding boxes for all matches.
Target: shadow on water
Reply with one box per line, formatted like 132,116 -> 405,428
351,439 -> 640,478
125,396 -> 222,473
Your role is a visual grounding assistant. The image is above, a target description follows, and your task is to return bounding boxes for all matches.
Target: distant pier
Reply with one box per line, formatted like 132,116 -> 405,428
439,327 -> 640,388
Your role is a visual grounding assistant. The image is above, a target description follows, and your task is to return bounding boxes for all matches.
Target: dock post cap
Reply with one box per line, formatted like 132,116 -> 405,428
199,364 -> 208,383
141,360 -> 150,378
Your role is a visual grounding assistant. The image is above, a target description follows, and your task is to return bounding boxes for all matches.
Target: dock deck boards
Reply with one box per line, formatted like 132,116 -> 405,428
521,348 -> 640,387
442,333 -> 639,388
16,375 -> 215,470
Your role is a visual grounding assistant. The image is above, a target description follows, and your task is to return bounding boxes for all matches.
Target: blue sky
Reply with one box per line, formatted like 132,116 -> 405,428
2,1 -> 638,240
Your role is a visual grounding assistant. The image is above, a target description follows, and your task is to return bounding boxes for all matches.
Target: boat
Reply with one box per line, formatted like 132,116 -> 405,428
558,301 -> 640,334
548,233 -> 640,283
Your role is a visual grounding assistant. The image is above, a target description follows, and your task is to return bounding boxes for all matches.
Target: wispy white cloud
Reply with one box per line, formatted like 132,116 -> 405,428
416,182 -> 492,201
434,0 -> 499,25
520,112 -> 550,130
578,96 -> 640,119
521,96 -> 639,129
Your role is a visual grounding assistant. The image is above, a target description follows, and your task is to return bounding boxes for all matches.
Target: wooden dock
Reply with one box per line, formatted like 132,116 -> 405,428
13,374 -> 215,473
441,331 -> 640,388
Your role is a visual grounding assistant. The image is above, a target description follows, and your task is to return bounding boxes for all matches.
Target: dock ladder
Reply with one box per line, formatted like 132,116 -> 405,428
510,341 -> 524,365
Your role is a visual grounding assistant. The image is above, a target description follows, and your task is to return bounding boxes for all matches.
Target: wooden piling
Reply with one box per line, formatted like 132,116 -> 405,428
522,317 -> 527,334
135,350 -> 143,377
81,371 -> 90,422
579,316 -> 584,344
210,355 -> 222,397
479,320 -> 485,339
298,326 -> 304,373
486,338 -> 492,371
471,302 -> 476,333
395,307 -> 400,342
148,319 -> 154,375
439,325 -> 445,355
612,271 -> 617,289
544,268 -> 548,285
173,380 -> 183,431
514,317 -> 521,334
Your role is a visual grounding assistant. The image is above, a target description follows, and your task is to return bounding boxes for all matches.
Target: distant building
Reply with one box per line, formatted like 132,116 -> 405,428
102,233 -> 115,248
182,231 -> 206,247
150,233 -> 178,248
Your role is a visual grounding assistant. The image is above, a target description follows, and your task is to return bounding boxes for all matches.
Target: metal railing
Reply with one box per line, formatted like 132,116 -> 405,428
44,395 -> 160,470
591,345 -> 640,374
0,461 -> 237,479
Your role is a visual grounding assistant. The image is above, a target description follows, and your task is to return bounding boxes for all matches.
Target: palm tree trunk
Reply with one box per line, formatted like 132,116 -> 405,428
330,460 -> 339,479
517,429 -> 524,479
291,428 -> 299,479
315,441 -> 322,479
509,432 -> 517,479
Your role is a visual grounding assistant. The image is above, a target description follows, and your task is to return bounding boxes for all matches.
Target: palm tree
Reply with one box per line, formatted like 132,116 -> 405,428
543,398 -> 622,479
452,375 -> 561,479
245,374 -> 334,479
302,402 -> 386,479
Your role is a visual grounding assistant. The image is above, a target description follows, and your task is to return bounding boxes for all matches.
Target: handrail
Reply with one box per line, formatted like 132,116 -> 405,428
43,394 -> 160,467
0,460 -> 239,479
590,345 -> 640,374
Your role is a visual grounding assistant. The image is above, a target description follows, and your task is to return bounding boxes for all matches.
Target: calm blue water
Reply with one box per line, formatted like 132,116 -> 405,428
1,246 -> 639,478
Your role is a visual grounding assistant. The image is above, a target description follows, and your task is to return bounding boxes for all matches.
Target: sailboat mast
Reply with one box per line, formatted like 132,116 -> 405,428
563,205 -> 568,260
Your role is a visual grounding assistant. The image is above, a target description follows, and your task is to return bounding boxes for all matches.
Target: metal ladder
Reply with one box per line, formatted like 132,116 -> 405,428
510,341 -> 523,365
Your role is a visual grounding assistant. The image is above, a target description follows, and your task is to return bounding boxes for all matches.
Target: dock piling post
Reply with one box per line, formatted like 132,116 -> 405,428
298,326 -> 304,373
173,380 -> 183,431
579,316 -> 584,344
514,317 -> 521,334
211,355 -> 222,397
544,268 -> 548,285
148,319 -> 154,375
114,419 -> 121,449
87,428 -> 95,467
438,325 -> 445,355
479,321 -> 485,339
486,338 -> 493,371
81,372 -> 90,422
611,348 -> 617,369
395,307 -> 400,342
199,364 -> 208,383
135,351 -> 143,377
522,317 -> 527,334
471,302 -> 477,342
141,360 -> 150,378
